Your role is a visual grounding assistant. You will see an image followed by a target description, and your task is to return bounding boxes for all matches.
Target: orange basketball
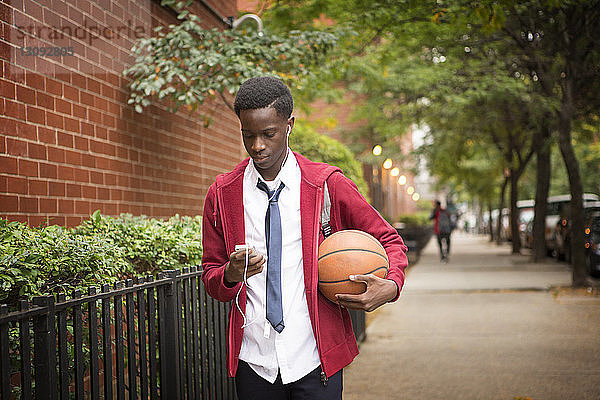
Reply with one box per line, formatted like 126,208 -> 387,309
318,230 -> 389,303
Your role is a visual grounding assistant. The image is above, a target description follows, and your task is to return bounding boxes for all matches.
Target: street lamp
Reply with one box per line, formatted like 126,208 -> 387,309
398,175 -> 407,185
372,145 -> 382,156
383,158 -> 393,169
229,14 -> 264,36
407,186 -> 415,195
412,193 -> 420,201
390,167 -> 399,177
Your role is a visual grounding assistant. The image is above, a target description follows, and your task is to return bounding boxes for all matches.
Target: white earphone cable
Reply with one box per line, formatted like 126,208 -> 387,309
235,242 -> 265,328
234,147 -> 287,330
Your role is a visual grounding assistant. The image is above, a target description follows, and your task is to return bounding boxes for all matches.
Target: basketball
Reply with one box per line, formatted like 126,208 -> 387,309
318,230 -> 389,303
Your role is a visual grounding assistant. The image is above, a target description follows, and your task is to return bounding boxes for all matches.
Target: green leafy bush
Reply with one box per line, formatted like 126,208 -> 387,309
290,122 -> 370,200
397,212 -> 432,227
0,219 -> 131,305
124,0 -> 337,117
0,212 -> 203,306
75,211 -> 203,275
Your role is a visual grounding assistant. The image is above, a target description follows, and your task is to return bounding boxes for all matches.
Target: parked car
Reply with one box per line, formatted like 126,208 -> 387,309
585,211 -> 600,278
517,200 -> 535,248
546,193 -> 600,258
553,200 -> 600,262
521,219 -> 534,249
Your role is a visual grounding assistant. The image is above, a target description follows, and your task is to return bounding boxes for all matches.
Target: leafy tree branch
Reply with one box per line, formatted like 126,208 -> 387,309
123,1 -> 337,118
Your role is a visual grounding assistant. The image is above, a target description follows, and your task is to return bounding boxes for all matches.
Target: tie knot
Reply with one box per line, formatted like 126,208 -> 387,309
257,181 -> 285,202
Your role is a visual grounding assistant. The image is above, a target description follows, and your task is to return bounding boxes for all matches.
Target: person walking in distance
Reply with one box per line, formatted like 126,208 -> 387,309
430,200 -> 453,262
201,76 -> 408,400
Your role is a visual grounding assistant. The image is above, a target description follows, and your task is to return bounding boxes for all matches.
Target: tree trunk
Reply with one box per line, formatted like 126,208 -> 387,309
557,92 -> 586,286
532,124 -> 551,262
496,176 -> 508,245
488,203 -> 494,242
510,168 -> 520,254
477,202 -> 484,234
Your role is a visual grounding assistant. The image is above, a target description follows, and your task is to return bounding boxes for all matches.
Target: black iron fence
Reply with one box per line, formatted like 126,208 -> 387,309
0,267 -> 366,399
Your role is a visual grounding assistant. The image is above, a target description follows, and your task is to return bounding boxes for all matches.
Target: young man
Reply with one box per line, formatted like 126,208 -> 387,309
201,76 -> 408,400
430,200 -> 452,262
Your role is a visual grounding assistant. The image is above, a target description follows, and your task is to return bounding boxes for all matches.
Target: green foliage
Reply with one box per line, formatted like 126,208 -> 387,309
0,213 -> 202,306
289,121 -> 370,200
549,140 -> 600,197
396,212 -> 432,227
0,219 -> 131,305
75,212 -> 203,276
415,199 -> 434,212
123,1 -> 337,119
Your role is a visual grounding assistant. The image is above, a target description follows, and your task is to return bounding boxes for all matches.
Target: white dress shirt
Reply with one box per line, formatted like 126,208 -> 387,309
238,149 -> 320,384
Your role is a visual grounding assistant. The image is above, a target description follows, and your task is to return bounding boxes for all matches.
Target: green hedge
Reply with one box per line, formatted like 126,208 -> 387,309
396,212 -> 432,227
75,211 -> 203,275
0,212 -> 202,306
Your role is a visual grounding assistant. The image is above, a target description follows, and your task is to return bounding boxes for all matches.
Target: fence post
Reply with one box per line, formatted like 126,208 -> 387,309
32,295 -> 56,400
0,305 -> 10,400
161,270 -> 181,398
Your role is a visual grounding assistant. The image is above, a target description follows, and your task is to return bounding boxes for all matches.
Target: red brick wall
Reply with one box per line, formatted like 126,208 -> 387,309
0,0 -> 243,226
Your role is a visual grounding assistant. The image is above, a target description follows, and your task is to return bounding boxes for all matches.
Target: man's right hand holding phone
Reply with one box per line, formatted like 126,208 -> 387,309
224,246 -> 267,285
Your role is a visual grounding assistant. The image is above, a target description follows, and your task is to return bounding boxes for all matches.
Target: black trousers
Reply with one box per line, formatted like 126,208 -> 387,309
235,360 -> 343,400
437,233 -> 451,259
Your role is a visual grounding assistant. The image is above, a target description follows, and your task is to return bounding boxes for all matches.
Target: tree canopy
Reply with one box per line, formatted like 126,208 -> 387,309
256,0 -> 600,282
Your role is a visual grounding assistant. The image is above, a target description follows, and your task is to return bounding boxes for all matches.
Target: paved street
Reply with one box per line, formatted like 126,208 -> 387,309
344,232 -> 600,400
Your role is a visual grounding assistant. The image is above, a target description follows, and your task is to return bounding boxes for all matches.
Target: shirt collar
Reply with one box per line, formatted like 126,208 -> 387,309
248,148 -> 297,189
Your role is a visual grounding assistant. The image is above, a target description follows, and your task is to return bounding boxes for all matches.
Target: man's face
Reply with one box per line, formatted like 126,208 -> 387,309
239,107 -> 293,181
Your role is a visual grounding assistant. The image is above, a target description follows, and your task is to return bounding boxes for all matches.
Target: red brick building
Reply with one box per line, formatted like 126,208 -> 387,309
1,0 -> 242,226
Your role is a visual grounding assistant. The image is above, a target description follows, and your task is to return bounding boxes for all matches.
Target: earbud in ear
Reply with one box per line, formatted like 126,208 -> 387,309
286,126 -> 291,135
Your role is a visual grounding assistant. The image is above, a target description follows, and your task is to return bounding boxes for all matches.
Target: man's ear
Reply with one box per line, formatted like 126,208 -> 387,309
287,116 -> 295,135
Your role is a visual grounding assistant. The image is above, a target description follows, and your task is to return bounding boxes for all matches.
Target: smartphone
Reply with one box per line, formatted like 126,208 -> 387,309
235,244 -> 254,252
235,245 -> 265,260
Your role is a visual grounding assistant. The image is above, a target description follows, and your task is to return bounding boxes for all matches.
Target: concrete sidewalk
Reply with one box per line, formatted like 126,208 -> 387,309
343,232 -> 600,400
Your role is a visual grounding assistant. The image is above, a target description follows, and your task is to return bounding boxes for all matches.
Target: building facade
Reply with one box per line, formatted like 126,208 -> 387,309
1,0 -> 242,226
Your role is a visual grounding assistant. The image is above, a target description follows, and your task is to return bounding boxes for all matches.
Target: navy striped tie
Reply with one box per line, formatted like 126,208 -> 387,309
257,180 -> 285,333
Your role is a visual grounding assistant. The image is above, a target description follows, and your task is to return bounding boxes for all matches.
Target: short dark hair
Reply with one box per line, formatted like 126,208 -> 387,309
234,76 -> 293,119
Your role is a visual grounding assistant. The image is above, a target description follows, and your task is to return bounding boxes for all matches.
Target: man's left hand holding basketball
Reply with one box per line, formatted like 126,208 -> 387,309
335,275 -> 399,312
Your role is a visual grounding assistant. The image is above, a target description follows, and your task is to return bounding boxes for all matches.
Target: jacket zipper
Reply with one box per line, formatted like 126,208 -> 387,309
314,186 -> 327,385
217,183 -> 237,376
216,185 -> 230,254
320,371 -> 328,386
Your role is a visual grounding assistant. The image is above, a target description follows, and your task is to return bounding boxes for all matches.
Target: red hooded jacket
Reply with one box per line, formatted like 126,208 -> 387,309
201,152 -> 408,379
